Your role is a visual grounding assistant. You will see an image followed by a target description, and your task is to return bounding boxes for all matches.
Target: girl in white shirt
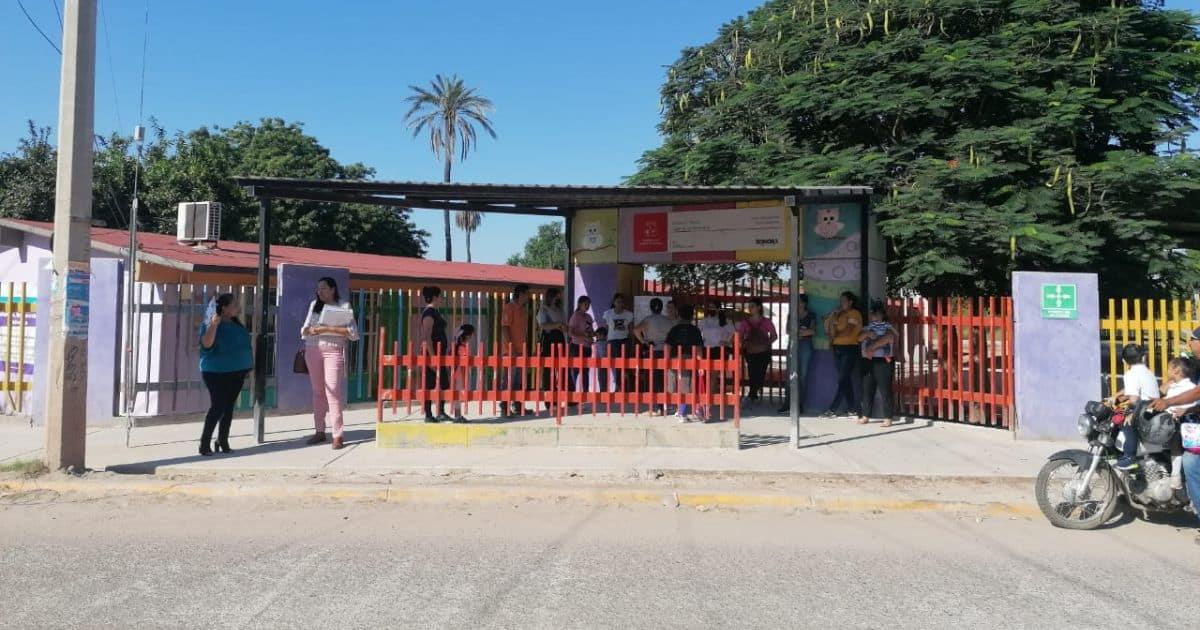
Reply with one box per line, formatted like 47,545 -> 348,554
599,293 -> 634,392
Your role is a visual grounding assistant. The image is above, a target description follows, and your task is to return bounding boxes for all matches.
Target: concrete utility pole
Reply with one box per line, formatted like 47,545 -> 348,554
45,0 -> 97,471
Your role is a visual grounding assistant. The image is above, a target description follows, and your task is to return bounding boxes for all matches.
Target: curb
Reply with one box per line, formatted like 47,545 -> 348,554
0,477 -> 1040,518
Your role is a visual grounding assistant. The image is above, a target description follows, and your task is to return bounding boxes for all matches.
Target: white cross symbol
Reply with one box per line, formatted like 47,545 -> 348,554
1047,286 -> 1070,307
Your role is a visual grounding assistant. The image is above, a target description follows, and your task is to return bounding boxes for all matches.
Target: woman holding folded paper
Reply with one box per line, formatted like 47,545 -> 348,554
301,277 -> 359,450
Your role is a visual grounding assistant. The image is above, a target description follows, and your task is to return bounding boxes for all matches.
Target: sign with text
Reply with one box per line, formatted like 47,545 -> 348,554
668,206 -> 785,253
632,212 -> 668,253
1040,283 -> 1078,320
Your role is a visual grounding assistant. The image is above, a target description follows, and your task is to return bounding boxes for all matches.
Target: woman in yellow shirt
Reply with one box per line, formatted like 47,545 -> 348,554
821,291 -> 863,418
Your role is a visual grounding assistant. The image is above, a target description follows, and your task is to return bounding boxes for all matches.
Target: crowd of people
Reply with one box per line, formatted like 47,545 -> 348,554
192,281 -> 905,454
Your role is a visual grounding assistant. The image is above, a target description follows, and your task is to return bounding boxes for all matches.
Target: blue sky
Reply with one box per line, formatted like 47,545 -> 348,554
2,0 -> 1197,264
1,0 -> 761,264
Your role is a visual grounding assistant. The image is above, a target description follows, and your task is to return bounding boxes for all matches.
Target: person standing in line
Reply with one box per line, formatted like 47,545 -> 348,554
700,302 -> 736,418
633,297 -> 675,412
778,294 -> 817,414
301,277 -> 360,450
536,287 -> 568,410
419,285 -> 454,424
737,299 -> 778,405
500,284 -> 532,418
857,301 -> 899,426
663,304 -> 705,422
198,293 -> 253,456
449,324 -> 476,424
822,291 -> 864,419
600,293 -> 635,393
567,296 -> 596,397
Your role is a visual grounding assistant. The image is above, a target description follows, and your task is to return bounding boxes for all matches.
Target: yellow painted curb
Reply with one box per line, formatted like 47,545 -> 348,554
0,479 -> 1036,517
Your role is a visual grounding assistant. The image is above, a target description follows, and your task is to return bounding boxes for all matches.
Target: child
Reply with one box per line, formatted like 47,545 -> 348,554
1115,344 -> 1159,404
1115,344 -> 1158,471
450,324 -> 475,424
1161,358 -> 1196,489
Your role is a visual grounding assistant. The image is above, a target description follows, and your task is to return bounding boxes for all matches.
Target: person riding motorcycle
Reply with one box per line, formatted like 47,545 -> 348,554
1148,327 -> 1200,544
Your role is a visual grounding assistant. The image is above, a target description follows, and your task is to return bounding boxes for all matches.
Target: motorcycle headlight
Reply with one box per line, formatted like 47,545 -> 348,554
1077,414 -> 1095,437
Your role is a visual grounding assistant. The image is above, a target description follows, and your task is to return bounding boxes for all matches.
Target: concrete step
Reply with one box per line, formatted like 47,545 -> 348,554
376,421 -> 740,449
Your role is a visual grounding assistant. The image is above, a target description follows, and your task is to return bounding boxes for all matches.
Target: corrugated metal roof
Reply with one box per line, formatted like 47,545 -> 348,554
234,177 -> 872,215
0,219 -> 563,287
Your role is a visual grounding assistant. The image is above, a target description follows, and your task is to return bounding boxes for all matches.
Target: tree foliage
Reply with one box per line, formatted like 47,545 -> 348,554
0,118 -> 428,257
630,0 -> 1200,297
404,74 -> 497,262
507,221 -> 567,270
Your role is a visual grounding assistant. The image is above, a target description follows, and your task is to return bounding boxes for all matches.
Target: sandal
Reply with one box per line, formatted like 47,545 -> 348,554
881,419 -> 894,428
856,417 -> 869,425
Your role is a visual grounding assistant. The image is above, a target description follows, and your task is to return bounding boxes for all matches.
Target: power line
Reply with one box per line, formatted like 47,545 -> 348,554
137,0 -> 149,122
16,0 -> 61,55
99,0 -> 123,132
49,0 -> 62,29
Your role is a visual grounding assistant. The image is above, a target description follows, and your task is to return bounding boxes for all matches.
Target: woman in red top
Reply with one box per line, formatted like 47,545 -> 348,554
736,299 -> 778,405
450,324 -> 475,423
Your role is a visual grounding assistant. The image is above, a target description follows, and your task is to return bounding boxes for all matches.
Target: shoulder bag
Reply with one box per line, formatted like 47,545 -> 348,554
293,301 -> 315,374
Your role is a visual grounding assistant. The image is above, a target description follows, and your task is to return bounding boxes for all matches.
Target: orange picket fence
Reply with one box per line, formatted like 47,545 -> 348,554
376,328 -> 744,428
889,297 -> 1015,428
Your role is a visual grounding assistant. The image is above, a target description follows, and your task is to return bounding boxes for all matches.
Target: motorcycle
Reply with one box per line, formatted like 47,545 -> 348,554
1034,400 -> 1194,530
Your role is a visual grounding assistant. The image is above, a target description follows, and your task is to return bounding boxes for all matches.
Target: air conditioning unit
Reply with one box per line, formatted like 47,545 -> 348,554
176,202 -> 222,243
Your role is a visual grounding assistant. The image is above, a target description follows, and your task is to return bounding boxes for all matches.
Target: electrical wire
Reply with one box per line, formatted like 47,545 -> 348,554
16,0 -> 61,54
49,0 -> 62,29
100,0 -> 123,133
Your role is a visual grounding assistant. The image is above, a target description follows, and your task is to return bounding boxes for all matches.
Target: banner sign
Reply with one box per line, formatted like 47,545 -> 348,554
618,203 -> 790,264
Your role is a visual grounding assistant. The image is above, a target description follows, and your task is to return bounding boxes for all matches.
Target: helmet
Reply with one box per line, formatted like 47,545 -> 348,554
1084,401 -> 1113,423
1135,411 -> 1177,447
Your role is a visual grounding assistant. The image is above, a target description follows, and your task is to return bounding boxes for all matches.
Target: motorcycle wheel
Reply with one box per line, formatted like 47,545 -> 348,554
1035,457 -> 1120,530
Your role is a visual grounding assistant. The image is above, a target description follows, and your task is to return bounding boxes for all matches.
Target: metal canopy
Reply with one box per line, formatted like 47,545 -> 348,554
234,176 -> 873,215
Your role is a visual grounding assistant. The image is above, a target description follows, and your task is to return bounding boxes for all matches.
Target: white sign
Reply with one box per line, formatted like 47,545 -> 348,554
668,206 -> 786,253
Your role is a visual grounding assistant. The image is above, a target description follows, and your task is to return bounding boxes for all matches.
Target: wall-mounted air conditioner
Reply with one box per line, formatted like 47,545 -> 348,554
176,202 -> 222,243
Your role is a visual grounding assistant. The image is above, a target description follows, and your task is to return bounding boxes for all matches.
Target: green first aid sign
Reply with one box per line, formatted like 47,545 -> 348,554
1041,283 -> 1077,320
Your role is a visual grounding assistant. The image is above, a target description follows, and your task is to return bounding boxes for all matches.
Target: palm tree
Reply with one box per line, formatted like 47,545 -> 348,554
403,74 -> 497,262
454,210 -> 483,263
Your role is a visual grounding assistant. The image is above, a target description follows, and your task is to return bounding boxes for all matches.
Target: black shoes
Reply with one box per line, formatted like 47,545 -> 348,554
199,442 -> 213,456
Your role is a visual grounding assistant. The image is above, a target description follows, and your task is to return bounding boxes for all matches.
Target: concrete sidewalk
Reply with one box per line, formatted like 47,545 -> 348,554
0,407 -> 1071,481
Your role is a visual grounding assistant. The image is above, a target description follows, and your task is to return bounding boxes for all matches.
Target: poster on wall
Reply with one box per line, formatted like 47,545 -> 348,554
617,204 -> 791,264
802,202 -> 861,260
571,208 -> 619,264
64,264 -> 90,339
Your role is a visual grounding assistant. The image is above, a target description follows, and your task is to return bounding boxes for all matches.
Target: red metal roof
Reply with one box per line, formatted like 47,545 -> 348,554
2,219 -> 563,287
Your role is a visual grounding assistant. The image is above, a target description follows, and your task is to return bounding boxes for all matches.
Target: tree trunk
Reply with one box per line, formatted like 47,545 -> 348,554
443,157 -> 452,261
465,227 -> 472,263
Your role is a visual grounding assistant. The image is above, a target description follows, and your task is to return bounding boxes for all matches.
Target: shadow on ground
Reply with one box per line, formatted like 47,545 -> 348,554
106,428 -> 376,474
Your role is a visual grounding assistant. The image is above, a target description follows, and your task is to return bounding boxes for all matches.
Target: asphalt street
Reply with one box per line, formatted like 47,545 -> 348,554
1,493 -> 1198,629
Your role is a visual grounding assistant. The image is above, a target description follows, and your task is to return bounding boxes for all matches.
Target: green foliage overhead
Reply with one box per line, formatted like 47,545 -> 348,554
629,0 -> 1200,296
0,118 -> 428,258
507,221 -> 567,270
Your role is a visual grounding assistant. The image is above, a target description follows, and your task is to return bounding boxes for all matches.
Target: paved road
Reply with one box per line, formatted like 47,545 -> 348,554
1,493 -> 1197,629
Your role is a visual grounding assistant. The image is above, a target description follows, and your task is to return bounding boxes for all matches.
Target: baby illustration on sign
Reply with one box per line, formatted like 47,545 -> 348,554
580,222 -> 605,250
814,207 -> 845,240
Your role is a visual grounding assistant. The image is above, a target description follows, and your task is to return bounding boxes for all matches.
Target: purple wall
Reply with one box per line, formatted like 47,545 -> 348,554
276,264 -> 351,414
30,257 -> 123,426
30,258 -> 51,425
86,259 -> 123,423
1013,271 -> 1100,440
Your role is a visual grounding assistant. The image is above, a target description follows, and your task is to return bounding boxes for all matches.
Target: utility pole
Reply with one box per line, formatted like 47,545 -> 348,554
45,0 -> 97,471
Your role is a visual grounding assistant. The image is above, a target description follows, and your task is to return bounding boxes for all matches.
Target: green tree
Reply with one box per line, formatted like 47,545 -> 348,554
507,221 -> 567,270
1,118 -> 428,257
0,122 -> 57,221
404,74 -> 497,262
455,210 -> 483,262
630,0 -> 1200,297
140,118 -> 428,256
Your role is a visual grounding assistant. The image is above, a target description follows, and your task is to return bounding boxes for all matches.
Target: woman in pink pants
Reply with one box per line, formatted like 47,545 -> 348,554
301,277 -> 359,450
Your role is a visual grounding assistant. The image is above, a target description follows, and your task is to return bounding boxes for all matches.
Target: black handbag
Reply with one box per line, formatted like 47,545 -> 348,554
293,349 -> 308,374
